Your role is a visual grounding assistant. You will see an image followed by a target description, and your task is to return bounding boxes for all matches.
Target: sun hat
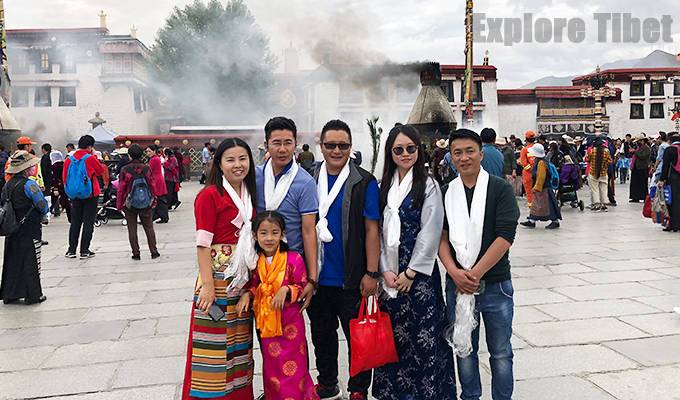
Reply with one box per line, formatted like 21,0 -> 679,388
527,143 -> 546,158
435,139 -> 447,149
6,150 -> 40,174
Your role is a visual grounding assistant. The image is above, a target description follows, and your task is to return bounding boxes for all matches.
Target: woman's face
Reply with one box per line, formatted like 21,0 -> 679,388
391,133 -> 418,172
254,219 -> 284,256
220,146 -> 250,185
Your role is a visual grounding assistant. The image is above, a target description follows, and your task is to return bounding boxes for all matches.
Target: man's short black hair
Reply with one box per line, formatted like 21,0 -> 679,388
17,144 -> 27,150
625,133 -> 632,138
41,143 -> 52,152
480,128 -> 497,144
204,142 -> 210,147
66,143 -> 75,149
320,119 -> 352,143
449,128 -> 482,149
302,144 -> 310,151
265,116 -> 297,142
78,135 -> 95,149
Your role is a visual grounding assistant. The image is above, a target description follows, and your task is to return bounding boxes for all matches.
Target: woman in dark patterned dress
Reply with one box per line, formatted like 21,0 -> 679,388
373,124 -> 456,400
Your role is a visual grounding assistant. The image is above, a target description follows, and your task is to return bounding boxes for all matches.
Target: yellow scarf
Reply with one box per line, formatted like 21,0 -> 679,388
254,249 -> 287,338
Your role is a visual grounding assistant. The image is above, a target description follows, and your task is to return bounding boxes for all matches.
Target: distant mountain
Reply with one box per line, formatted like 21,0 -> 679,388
519,50 -> 680,88
521,76 -> 576,89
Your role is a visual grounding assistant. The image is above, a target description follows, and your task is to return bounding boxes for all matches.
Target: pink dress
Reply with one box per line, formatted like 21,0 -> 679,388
248,251 -> 319,400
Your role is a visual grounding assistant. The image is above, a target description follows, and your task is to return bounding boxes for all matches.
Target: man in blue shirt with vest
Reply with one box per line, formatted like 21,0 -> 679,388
308,120 -> 381,400
480,128 -> 505,178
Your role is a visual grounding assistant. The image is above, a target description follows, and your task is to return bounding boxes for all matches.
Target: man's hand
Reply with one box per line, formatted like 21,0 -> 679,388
449,268 -> 479,295
299,282 -> 315,312
360,274 -> 378,297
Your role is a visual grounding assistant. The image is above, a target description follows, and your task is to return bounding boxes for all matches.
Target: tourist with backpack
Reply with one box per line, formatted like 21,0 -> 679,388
116,144 -> 160,260
0,151 -> 49,305
62,135 -> 107,259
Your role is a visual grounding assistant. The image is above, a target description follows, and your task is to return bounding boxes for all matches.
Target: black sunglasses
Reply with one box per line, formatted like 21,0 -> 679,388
392,145 -> 418,155
323,142 -> 351,151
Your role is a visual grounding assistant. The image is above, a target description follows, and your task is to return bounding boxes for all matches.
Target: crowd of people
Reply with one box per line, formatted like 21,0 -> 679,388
3,116 -> 679,400
0,134 -> 188,305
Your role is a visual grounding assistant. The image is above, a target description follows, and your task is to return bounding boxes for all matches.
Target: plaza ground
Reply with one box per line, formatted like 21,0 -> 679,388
1,181 -> 680,399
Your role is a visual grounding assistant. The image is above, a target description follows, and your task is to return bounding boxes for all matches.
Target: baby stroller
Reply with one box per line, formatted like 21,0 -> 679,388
95,180 -> 127,227
557,162 -> 584,211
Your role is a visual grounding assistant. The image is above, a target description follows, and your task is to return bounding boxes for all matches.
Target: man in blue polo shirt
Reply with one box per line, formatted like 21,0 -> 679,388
480,128 -> 505,178
255,116 -> 319,309
309,120 -> 381,400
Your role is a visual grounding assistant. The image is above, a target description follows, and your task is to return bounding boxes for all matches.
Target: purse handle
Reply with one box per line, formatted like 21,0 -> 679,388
358,295 -> 381,321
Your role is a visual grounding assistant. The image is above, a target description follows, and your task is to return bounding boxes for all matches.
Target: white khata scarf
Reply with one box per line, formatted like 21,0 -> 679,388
381,168 -> 413,298
444,169 -> 489,357
264,160 -> 299,211
222,177 -> 257,290
316,160 -> 351,270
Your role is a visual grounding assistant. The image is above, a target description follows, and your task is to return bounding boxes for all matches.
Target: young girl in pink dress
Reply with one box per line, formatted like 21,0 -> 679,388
237,211 -> 318,400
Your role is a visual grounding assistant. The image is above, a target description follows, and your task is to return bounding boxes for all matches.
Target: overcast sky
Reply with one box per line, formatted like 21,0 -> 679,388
5,0 -> 680,88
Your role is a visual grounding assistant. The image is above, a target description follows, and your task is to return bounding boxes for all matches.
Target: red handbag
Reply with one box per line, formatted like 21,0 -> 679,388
642,194 -> 652,218
349,296 -> 399,377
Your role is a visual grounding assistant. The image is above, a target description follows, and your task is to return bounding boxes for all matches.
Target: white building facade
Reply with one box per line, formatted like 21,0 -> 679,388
6,25 -> 154,144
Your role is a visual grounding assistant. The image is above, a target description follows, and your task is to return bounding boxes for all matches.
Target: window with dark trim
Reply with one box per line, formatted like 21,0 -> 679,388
61,54 -> 76,73
39,52 -> 52,73
630,103 -> 644,119
59,87 -> 76,106
440,81 -> 454,102
134,88 -> 143,113
675,80 -> 680,96
34,87 -> 51,107
11,87 -> 28,107
650,103 -> 665,119
630,81 -> 645,97
12,52 -> 29,74
650,81 -> 665,96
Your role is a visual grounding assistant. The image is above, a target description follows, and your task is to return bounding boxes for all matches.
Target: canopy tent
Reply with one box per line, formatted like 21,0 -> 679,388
85,125 -> 118,145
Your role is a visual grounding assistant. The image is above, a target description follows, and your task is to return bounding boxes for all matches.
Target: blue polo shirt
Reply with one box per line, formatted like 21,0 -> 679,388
319,174 -> 380,287
255,161 -> 319,254
481,143 -> 505,177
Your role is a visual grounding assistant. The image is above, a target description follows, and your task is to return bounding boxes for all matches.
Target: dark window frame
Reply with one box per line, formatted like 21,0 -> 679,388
460,81 -> 483,103
675,80 -> 680,96
630,81 -> 645,97
650,103 -> 665,119
440,81 -> 454,102
650,81 -> 665,97
630,103 -> 644,119
34,87 -> 52,107
59,87 -> 76,107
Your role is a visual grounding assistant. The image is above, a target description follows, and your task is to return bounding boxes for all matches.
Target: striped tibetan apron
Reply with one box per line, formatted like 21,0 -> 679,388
183,244 -> 254,400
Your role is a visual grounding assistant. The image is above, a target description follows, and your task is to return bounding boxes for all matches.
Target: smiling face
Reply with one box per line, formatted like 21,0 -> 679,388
220,146 -> 250,187
321,129 -> 352,172
266,129 -> 296,171
391,133 -> 418,172
254,219 -> 284,256
450,138 -> 483,178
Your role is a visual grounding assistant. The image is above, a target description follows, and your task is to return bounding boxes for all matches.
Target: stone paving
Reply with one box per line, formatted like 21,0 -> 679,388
1,181 -> 680,399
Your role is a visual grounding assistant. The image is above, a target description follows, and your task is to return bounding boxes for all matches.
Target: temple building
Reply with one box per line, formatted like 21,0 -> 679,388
5,13 -> 154,142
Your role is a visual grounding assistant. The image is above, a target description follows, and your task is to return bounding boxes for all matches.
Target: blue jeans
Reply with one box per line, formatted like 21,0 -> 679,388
446,278 -> 514,400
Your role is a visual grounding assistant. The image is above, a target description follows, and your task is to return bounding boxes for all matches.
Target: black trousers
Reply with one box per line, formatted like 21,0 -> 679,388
68,197 -> 98,254
153,196 -> 169,222
307,286 -> 372,394
166,181 -> 178,208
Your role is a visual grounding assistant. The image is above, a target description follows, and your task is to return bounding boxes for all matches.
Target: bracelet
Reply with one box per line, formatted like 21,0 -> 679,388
307,278 -> 319,290
404,269 -> 416,281
365,270 -> 381,279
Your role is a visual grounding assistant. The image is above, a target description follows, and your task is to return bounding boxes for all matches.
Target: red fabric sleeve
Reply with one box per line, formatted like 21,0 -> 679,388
194,188 -> 218,247
62,156 -> 70,185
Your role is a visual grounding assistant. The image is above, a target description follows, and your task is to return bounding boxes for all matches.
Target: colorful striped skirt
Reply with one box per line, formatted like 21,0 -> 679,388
182,244 -> 254,400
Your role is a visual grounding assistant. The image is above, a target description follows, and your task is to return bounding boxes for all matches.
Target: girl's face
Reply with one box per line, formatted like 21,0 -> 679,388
391,133 -> 418,172
255,219 -> 284,256
221,146 -> 250,185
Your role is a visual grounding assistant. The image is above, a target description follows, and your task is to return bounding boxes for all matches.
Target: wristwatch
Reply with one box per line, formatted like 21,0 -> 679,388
365,270 -> 381,279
